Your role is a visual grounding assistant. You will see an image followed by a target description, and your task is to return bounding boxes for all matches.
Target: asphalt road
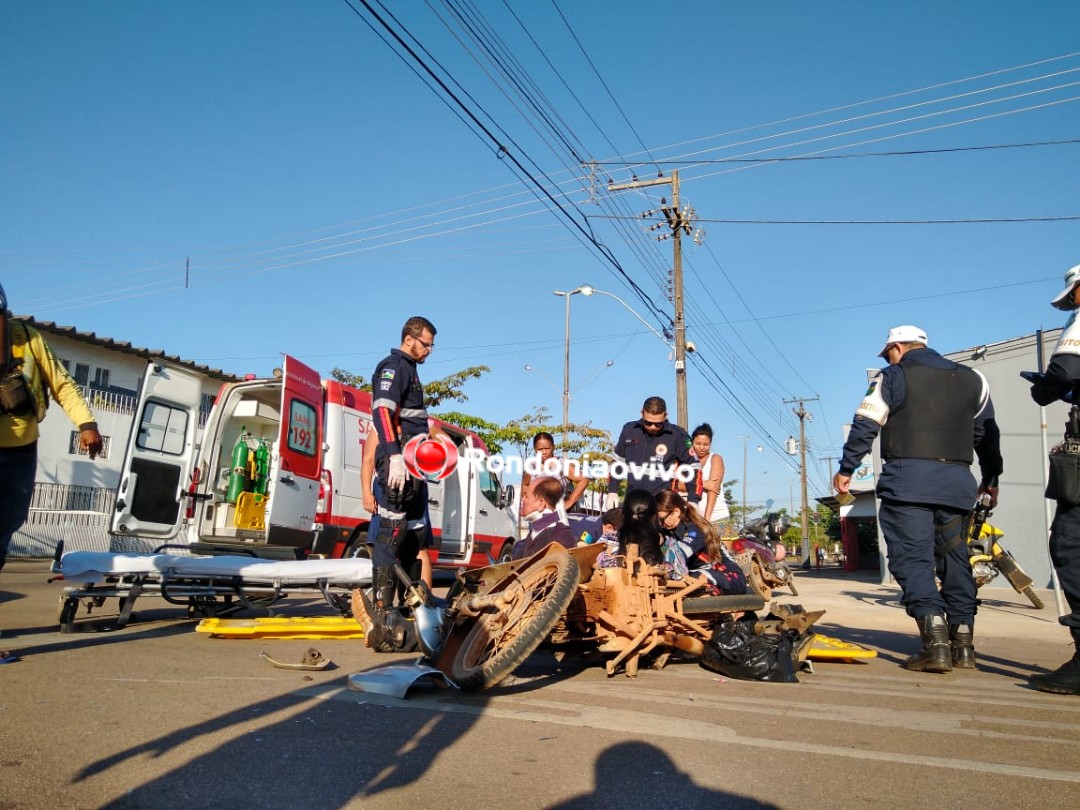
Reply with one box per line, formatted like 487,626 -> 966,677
2,559 -> 1079,809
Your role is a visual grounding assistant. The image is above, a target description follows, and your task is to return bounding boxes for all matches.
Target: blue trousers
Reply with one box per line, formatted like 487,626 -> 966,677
0,443 -> 37,572
878,498 -> 977,625
1050,503 -> 1080,646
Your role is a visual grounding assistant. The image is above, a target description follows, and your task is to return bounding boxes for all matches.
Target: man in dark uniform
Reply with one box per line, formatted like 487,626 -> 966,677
833,325 -> 1002,673
1028,263 -> 1080,694
603,396 -> 697,510
359,315 -> 436,651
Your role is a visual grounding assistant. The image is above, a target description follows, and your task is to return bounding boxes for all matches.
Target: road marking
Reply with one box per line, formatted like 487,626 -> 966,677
298,683 -> 1080,784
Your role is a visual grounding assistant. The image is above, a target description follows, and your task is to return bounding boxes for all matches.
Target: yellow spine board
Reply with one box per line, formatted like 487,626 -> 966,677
197,616 -> 365,639
806,633 -> 878,661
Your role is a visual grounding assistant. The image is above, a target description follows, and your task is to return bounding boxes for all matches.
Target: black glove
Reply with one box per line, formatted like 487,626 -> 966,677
1031,382 -> 1061,407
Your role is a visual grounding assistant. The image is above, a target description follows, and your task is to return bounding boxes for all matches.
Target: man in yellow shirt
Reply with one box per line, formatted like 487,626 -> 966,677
1,283 -> 103,573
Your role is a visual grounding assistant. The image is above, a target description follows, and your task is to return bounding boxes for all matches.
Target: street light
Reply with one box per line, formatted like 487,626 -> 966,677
738,435 -> 764,529
552,286 -> 591,451
576,285 -> 673,350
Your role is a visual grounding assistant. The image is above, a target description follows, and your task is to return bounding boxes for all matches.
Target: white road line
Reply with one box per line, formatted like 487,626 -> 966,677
299,684 -> 1080,784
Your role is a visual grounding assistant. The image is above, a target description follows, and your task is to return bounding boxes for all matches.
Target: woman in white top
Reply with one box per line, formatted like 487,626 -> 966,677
690,423 -> 731,535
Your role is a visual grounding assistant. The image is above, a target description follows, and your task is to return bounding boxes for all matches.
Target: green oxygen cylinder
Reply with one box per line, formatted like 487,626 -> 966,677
254,439 -> 271,496
226,428 -> 251,504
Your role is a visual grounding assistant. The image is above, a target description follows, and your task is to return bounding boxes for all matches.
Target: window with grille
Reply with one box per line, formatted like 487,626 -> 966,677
69,431 -> 110,458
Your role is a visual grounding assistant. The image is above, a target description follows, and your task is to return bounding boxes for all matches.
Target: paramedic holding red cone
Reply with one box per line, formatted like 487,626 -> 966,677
359,315 -> 437,651
833,324 -> 1002,674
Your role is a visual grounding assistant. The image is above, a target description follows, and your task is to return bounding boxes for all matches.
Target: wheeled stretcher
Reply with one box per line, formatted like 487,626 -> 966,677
55,551 -> 373,633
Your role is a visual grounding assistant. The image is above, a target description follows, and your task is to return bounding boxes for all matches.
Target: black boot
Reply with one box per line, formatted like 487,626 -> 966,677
1030,648 -> 1080,695
904,613 -> 952,673
355,566 -> 399,652
949,623 -> 975,669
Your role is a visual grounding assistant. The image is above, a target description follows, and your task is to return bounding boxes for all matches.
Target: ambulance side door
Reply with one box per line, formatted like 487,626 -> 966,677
111,361 -> 202,540
266,356 -> 324,535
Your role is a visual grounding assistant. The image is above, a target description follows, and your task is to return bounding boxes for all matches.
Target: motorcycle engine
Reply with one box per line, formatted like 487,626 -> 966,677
971,560 -> 997,587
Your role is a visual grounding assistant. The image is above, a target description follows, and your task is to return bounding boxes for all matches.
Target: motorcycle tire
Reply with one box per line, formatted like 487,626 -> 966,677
1022,585 -> 1045,610
450,553 -> 580,691
748,557 -> 772,601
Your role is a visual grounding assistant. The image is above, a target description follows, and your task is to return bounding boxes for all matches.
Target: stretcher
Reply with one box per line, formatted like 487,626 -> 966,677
55,551 -> 373,633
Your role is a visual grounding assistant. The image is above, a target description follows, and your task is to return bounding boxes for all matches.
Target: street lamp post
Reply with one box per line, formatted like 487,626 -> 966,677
577,285 -> 673,350
739,435 -> 750,527
552,286 -> 590,451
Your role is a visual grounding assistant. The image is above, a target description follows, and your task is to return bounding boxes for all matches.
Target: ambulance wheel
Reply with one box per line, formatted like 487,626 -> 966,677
450,552 -> 580,691
497,541 -> 514,564
344,530 -> 371,560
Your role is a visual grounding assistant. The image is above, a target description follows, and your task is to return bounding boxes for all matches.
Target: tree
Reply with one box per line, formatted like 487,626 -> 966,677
330,364 -> 491,409
440,405 -> 612,459
329,366 -> 612,463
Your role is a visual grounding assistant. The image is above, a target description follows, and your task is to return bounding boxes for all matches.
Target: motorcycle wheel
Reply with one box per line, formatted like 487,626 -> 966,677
748,557 -> 773,601
1022,585 -> 1045,610
450,553 -> 580,691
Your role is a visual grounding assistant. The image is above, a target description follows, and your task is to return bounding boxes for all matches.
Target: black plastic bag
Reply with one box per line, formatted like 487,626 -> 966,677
699,618 -> 799,683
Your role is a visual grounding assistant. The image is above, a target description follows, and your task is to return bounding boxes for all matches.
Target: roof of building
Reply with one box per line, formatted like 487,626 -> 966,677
13,315 -> 241,382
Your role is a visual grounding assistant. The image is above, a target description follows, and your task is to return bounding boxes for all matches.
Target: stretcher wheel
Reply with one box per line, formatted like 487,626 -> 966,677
450,553 -> 580,691
58,597 -> 80,634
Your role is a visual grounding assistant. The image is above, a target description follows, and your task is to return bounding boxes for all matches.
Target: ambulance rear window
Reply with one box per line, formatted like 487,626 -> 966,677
287,398 -> 318,457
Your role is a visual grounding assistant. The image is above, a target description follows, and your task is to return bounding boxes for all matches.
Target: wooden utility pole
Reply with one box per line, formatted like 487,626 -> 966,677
607,171 -> 693,428
784,396 -> 819,562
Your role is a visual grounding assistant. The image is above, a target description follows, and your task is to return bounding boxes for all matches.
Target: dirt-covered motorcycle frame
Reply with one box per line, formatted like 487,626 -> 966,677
371,541 -> 818,691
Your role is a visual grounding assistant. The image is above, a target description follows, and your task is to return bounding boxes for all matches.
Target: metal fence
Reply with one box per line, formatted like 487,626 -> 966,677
10,483 -> 155,557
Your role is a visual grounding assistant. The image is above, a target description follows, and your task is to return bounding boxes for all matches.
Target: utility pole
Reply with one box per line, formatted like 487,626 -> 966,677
784,396 -> 819,563
821,455 -> 838,485
607,171 -> 693,428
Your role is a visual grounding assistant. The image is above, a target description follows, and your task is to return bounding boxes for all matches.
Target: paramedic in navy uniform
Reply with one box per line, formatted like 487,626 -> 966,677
603,396 -> 697,510
1028,263 -> 1080,695
361,315 -> 437,651
833,325 -> 1002,674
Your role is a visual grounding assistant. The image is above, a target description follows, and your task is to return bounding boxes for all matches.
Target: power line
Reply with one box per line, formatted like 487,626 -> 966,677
589,137 -> 1080,164
595,214 -> 1080,225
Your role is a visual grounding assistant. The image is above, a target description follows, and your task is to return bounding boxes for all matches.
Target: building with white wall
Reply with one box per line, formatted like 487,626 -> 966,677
11,316 -> 238,556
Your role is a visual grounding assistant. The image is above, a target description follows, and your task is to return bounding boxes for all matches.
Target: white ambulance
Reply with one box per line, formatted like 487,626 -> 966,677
110,355 -> 519,568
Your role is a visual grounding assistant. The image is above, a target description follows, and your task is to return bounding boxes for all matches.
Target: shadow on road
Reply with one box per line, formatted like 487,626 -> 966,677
74,667 -> 486,810
547,741 -> 778,809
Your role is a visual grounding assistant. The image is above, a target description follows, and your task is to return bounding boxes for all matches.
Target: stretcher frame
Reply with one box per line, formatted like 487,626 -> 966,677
53,548 -> 373,634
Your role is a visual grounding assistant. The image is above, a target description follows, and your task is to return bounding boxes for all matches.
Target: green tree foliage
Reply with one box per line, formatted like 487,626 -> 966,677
330,366 -> 612,461
330,365 -> 490,409
440,405 -> 611,459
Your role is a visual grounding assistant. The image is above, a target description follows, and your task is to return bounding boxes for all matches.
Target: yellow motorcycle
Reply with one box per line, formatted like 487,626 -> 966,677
968,496 -> 1044,609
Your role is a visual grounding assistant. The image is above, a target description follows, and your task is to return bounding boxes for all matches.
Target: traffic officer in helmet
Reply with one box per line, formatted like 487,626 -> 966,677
357,315 -> 439,652
1028,263 -> 1080,694
833,324 -> 1002,674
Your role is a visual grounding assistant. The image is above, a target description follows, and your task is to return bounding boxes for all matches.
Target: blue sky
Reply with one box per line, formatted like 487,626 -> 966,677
3,2 -> 1079,506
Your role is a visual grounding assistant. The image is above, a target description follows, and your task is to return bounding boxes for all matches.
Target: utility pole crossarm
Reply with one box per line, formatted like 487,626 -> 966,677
607,176 -> 673,192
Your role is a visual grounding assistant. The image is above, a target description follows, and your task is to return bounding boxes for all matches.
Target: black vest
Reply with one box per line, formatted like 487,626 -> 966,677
881,359 -> 982,464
